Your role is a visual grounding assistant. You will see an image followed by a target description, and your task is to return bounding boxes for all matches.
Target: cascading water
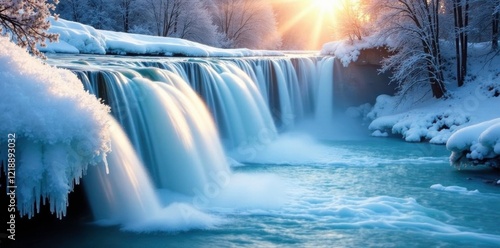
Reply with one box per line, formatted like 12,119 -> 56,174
48,55 -> 335,229
84,118 -> 162,225
315,57 -> 335,125
84,118 -> 221,231
76,67 -> 230,195
173,61 -> 278,149
68,56 -> 329,151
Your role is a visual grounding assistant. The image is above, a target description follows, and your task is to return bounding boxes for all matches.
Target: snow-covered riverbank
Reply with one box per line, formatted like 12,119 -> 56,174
329,41 -> 500,168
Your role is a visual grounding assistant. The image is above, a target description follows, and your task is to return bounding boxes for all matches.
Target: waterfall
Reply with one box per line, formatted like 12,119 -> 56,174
173,61 -> 278,149
84,118 -> 162,224
84,118 -> 221,231
315,57 -> 335,125
76,67 -> 230,195
48,55 -> 337,228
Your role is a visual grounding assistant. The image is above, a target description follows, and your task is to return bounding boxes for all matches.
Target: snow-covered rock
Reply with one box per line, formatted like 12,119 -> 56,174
447,118 -> 500,168
0,37 -> 111,218
320,37 -> 385,66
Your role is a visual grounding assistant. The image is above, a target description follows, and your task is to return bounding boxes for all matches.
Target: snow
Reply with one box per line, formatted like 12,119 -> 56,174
447,118 -> 500,167
0,37 -> 111,218
365,43 -> 500,147
371,130 -> 389,137
329,38 -> 500,167
320,36 -> 385,66
42,17 -> 106,54
41,17 -> 283,57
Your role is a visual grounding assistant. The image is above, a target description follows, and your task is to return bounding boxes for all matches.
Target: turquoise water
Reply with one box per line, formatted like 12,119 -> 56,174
27,137 -> 500,248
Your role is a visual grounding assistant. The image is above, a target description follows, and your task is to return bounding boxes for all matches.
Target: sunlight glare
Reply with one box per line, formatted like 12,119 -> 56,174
310,0 -> 339,13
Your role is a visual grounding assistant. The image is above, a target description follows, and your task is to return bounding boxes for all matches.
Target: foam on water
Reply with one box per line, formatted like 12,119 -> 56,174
155,173 -> 289,212
253,180 -> 500,245
430,184 -> 480,195
120,203 -> 224,233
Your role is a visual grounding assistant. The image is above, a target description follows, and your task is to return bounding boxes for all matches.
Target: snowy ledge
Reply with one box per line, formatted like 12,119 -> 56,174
40,17 -> 283,57
320,37 -> 386,66
447,119 -> 500,168
0,37 -> 111,218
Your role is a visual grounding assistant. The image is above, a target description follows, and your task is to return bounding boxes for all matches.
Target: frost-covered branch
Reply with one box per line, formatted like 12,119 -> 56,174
373,0 -> 447,99
0,0 -> 59,58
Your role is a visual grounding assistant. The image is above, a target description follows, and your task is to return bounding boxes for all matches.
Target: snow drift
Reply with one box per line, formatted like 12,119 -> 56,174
447,118 -> 500,168
41,17 -> 283,57
0,37 -> 111,218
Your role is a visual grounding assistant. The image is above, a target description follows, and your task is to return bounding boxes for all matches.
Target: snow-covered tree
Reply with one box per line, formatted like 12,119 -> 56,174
144,0 -> 219,46
468,0 -> 500,50
56,0 -> 116,30
493,1 -> 500,50
55,0 -> 87,23
211,0 -> 281,49
334,0 -> 372,42
85,0 -> 115,30
374,0 -> 447,99
174,1 -> 220,46
116,0 -> 135,32
0,0 -> 59,57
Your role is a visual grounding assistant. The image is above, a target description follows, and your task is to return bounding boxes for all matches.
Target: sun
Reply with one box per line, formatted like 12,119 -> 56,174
310,0 -> 339,13
272,0 -> 345,49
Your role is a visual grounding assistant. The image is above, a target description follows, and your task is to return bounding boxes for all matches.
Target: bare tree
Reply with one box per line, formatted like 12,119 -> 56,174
144,0 -> 219,45
85,0 -> 115,30
0,0 -> 59,58
146,0 -> 180,36
334,0 -> 372,42
211,0 -> 281,49
117,0 -> 135,32
374,0 -> 447,98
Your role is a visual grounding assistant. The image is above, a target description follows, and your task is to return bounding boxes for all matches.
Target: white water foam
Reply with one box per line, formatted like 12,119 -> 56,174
280,185 -> 500,245
156,173 -> 289,213
430,184 -> 480,195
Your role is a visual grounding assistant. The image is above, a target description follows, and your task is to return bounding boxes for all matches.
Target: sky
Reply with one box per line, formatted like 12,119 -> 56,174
272,0 -> 341,50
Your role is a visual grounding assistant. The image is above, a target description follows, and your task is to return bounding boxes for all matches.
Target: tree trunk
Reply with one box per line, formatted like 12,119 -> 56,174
453,0 -> 468,87
453,0 -> 462,87
493,11 -> 499,50
124,4 -> 130,32
423,43 -> 446,99
461,0 -> 468,86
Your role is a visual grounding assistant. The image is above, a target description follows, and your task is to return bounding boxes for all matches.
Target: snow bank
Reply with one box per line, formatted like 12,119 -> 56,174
446,118 -> 500,168
328,38 -> 498,153
320,37 -> 385,66
368,105 -> 469,143
43,17 -> 106,54
41,17 -> 282,57
0,37 -> 111,218
367,60 -> 500,145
